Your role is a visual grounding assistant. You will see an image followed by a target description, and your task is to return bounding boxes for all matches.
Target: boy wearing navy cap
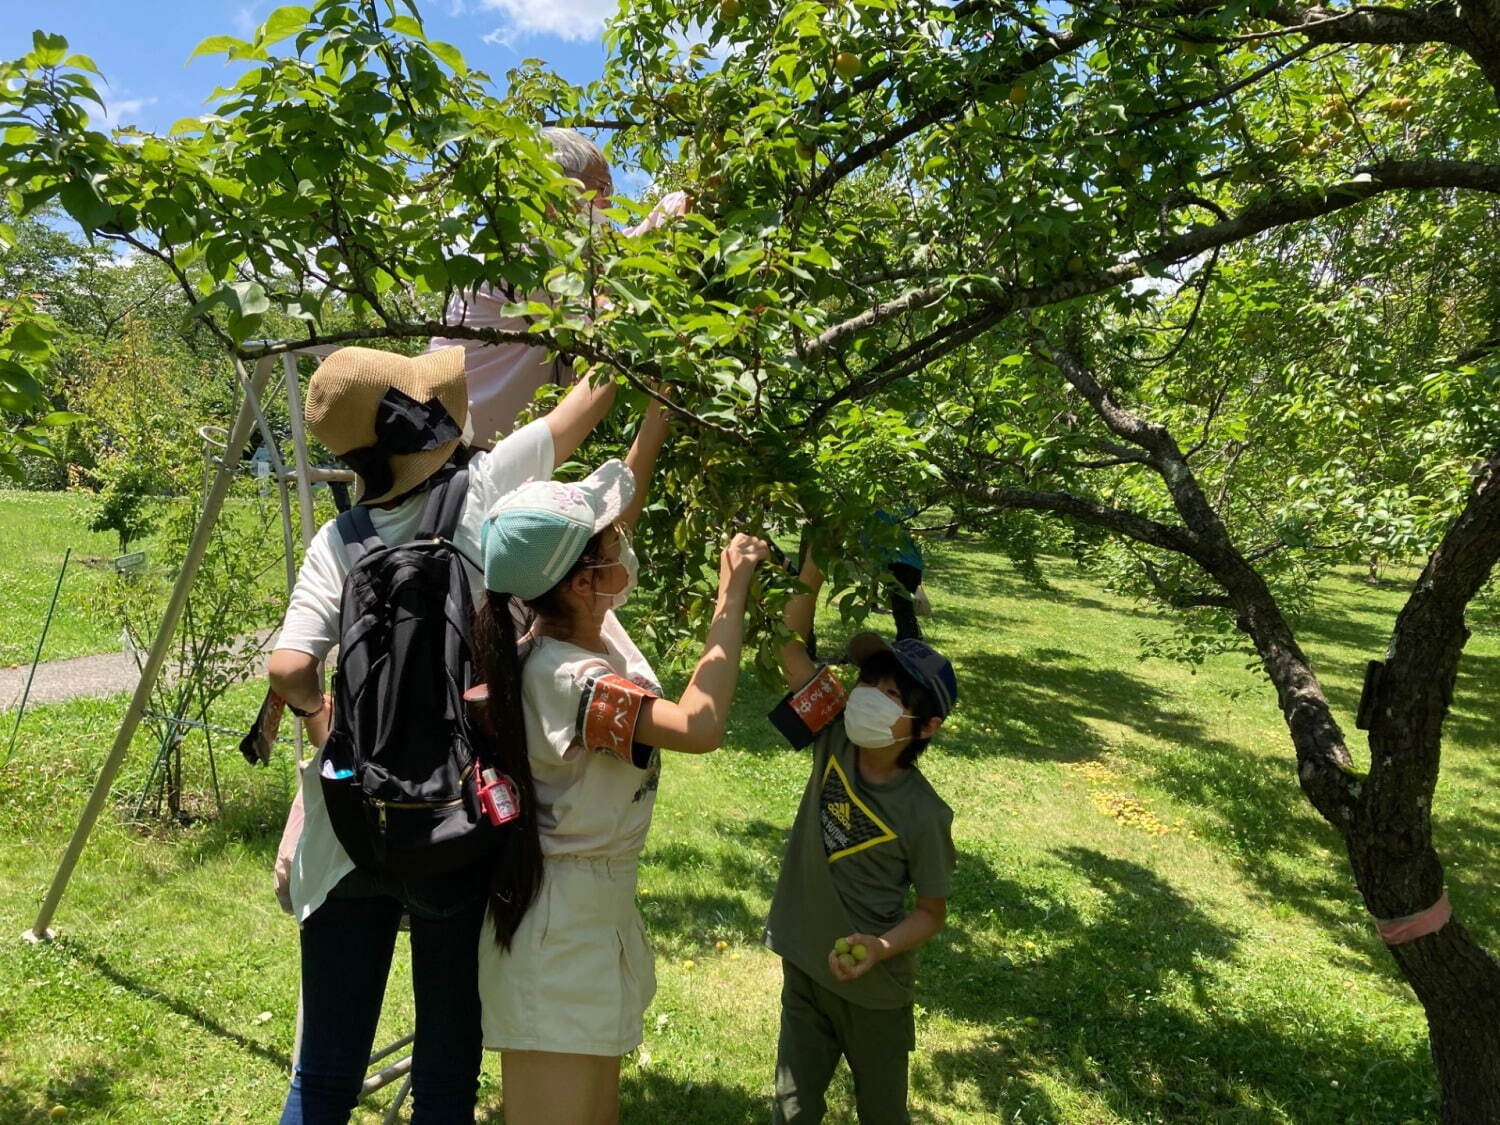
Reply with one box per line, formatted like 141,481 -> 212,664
764,551 -> 958,1125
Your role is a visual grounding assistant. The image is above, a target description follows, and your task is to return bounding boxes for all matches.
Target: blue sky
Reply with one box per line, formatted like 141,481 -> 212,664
2,1 -> 622,169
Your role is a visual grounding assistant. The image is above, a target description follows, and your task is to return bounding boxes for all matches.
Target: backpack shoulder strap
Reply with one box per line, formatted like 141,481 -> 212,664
417,463 -> 470,542
335,505 -> 383,569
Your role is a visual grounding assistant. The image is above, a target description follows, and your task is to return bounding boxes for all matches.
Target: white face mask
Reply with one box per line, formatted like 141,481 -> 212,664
842,685 -> 915,749
588,534 -> 639,611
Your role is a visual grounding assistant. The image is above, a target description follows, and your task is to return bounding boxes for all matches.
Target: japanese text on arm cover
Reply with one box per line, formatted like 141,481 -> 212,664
769,666 -> 848,749
575,670 -> 658,768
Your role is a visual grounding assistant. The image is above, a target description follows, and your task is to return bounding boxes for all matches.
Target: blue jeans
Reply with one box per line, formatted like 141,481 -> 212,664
280,865 -> 488,1124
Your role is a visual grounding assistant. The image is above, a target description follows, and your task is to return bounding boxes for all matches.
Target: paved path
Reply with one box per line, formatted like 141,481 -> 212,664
0,630 -> 278,713
0,648 -> 145,712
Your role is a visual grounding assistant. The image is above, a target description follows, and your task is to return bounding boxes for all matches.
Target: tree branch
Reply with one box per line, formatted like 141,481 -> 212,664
802,25 -> 1099,199
799,161 -> 1500,382
1037,342 -> 1361,823
242,321 -> 748,441
1369,450 -> 1500,827
1138,556 -> 1234,608
945,472 -> 1204,557
805,282 -> 952,355
1266,2 -> 1469,47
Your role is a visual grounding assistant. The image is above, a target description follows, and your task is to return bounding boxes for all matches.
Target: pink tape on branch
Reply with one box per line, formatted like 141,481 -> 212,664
1375,892 -> 1452,945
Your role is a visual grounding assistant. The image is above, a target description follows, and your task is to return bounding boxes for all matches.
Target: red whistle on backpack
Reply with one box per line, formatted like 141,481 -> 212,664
477,768 -> 520,827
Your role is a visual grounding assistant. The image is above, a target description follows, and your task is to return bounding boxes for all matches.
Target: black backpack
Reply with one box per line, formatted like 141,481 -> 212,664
317,462 -> 498,879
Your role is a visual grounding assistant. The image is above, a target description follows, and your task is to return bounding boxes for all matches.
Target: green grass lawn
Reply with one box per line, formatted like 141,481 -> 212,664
0,490 -> 302,669
0,535 -> 1495,1123
0,492 -> 136,667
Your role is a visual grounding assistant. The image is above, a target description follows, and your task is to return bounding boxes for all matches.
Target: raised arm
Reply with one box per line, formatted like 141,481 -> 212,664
634,533 -> 769,753
543,365 -> 618,469
618,397 -> 668,534
779,550 -> 823,693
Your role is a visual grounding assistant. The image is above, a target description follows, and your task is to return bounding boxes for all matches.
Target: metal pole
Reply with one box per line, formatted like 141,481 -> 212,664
368,1033 -> 415,1067
282,353 -> 317,548
360,1054 -> 412,1096
24,355 -> 275,943
381,1074 -> 413,1124
2,548 -> 71,767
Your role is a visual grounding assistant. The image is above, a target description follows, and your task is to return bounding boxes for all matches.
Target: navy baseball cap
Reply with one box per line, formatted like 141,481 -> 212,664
848,632 -> 958,717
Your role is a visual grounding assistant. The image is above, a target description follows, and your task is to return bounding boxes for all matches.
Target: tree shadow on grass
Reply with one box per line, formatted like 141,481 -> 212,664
618,1066 -> 768,1124
954,645 -> 1413,976
922,847 -> 1434,1123
937,548 -> 1171,623
0,1068 -> 120,1123
947,645 -> 1216,765
179,779 -> 289,867
639,818 -> 786,954
53,938 -> 292,1071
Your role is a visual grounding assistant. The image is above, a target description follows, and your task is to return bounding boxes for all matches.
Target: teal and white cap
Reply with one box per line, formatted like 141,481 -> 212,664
480,459 -> 634,599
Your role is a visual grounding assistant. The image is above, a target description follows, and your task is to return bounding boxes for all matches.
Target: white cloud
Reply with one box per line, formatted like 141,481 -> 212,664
478,0 -> 619,43
232,4 -> 261,38
99,96 -> 158,131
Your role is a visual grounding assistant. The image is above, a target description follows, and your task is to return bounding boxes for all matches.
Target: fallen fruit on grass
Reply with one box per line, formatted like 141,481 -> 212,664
50,1109 -> 68,1121
729,951 -> 743,962
851,943 -> 869,963
682,959 -> 697,970
715,940 -> 729,952
833,937 -> 851,955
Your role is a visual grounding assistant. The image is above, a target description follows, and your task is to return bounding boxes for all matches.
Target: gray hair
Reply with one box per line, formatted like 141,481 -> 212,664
540,127 -> 611,195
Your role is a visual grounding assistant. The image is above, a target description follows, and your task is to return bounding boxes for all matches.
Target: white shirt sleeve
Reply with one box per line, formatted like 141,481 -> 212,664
274,522 -> 346,660
477,417 -> 555,501
523,647 -> 612,763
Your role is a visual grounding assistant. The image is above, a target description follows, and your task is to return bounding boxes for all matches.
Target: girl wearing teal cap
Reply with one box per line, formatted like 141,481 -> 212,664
470,399 -> 769,1124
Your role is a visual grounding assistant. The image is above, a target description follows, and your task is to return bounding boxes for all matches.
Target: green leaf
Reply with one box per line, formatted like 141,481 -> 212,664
385,15 -> 426,39
261,6 -> 311,47
62,53 -> 102,75
37,410 -> 84,427
231,280 -> 271,317
6,319 -> 55,357
58,177 -> 113,231
31,31 -> 68,67
190,35 -> 251,60
428,40 -> 466,75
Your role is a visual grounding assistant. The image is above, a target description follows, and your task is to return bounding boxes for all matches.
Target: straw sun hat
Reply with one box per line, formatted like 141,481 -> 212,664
304,345 -> 469,505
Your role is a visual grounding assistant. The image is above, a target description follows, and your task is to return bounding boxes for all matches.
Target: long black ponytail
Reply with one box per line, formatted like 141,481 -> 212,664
472,592 -> 544,949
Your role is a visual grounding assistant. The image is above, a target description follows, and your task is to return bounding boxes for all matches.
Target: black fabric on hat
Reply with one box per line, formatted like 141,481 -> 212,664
338,387 -> 462,500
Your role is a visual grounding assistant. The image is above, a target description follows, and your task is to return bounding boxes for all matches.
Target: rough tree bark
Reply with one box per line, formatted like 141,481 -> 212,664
957,343 -> 1500,1121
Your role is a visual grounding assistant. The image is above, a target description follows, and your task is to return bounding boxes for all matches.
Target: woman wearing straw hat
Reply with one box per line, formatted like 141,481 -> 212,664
267,343 -> 621,1123
470,401 -> 769,1124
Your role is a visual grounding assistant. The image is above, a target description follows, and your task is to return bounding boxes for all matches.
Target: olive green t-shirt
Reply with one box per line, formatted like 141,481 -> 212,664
763,668 -> 956,1009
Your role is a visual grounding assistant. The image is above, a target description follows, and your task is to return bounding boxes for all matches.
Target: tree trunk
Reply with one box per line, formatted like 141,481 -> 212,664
982,345 -> 1500,1117
1383,914 -> 1500,1122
